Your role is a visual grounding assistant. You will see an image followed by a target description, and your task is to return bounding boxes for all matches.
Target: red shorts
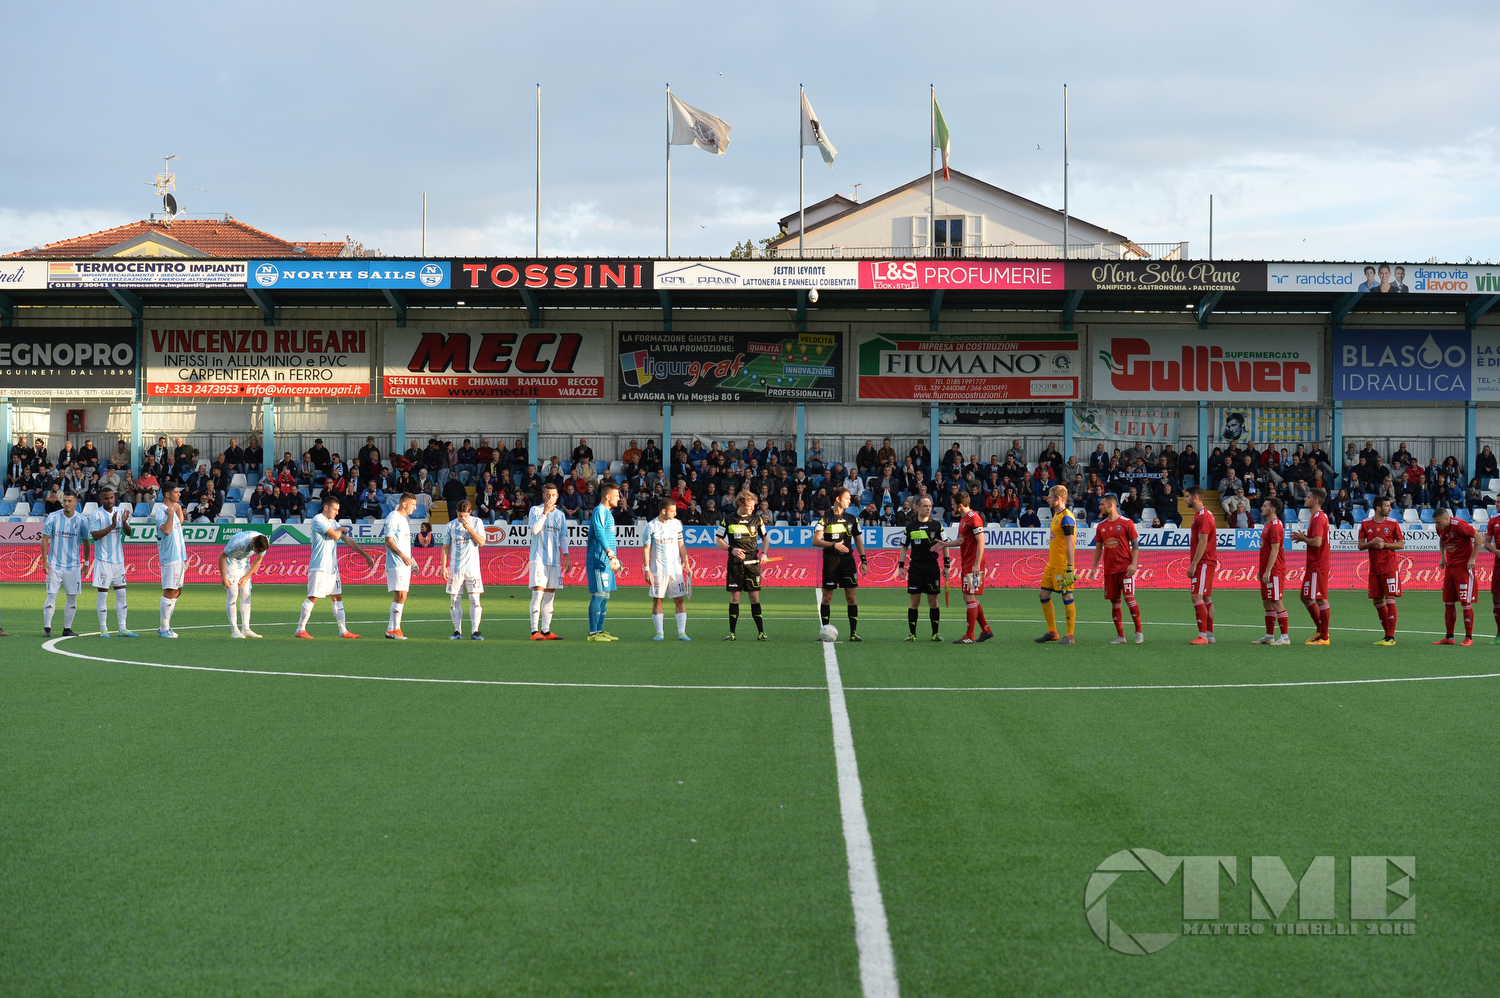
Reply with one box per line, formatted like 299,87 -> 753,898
1368,572 -> 1402,600
960,569 -> 984,597
1259,575 -> 1285,602
1492,563 -> 1500,595
1442,567 -> 1476,604
1190,562 -> 1215,599
1300,567 -> 1329,601
1103,571 -> 1135,602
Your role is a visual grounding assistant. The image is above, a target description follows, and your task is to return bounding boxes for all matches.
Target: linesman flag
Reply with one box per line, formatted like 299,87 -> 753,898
933,94 -> 951,181
670,94 -> 732,155
801,91 -> 838,168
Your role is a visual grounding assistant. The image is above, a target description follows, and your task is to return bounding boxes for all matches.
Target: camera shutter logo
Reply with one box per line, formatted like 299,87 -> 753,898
1085,849 -> 1235,955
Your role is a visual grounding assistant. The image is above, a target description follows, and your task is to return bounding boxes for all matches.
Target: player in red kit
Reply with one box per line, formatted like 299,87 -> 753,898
1186,487 -> 1217,645
1291,488 -> 1332,645
1432,507 -> 1478,645
1484,513 -> 1500,643
952,492 -> 993,644
1357,497 -> 1405,646
1253,497 -> 1291,644
1090,494 -> 1142,644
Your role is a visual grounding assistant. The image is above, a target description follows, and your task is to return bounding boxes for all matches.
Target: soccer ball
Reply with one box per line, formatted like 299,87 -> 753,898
819,624 -> 839,643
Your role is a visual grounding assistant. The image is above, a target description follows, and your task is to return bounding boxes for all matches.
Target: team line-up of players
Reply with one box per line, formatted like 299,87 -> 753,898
23,481 -> 1500,647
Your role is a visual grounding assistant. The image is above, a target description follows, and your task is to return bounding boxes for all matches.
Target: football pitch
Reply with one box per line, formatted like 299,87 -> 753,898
1,582 -> 1495,997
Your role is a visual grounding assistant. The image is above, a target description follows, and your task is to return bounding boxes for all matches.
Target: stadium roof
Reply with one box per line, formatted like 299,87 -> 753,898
4,219 -> 349,260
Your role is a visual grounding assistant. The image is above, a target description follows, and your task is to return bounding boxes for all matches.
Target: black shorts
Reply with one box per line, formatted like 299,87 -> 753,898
822,556 -> 859,590
726,558 -> 762,592
907,564 -> 941,595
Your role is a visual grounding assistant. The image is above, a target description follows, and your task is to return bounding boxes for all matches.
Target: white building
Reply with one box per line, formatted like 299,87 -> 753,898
766,169 -> 1185,260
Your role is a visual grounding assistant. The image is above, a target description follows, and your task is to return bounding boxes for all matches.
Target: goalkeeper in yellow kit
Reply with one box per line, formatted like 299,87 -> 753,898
1036,484 -> 1077,645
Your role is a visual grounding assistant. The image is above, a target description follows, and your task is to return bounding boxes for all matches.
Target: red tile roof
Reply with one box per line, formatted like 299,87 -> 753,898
4,219 -> 348,259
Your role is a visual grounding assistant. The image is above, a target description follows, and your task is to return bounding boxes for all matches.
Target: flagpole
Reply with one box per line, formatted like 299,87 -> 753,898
665,84 -> 672,257
799,84 -> 805,258
1062,83 -> 1070,261
535,83 -> 541,257
929,85 -> 935,259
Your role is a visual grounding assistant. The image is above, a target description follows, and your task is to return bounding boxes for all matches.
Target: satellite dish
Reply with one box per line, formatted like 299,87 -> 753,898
164,193 -> 178,216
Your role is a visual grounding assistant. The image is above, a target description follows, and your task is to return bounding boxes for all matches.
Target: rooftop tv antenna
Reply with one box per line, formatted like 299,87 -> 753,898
148,155 -> 178,221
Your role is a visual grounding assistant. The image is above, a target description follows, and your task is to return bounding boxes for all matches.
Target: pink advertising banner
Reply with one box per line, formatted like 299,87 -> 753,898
859,261 -> 1063,291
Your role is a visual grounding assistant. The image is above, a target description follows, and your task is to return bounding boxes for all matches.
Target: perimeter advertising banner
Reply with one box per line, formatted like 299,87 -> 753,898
145,325 -> 373,398
618,331 -> 842,403
1067,260 -> 1264,293
1072,406 -> 1181,442
938,405 -> 1064,427
653,260 -> 857,290
1268,262 -> 1500,294
1332,328 -> 1500,401
1090,329 -> 1319,402
452,260 -> 650,290
856,331 -> 1079,402
0,260 -> 47,290
383,328 -> 606,400
859,260 -> 1062,290
0,327 -> 136,398
249,260 -> 449,289
45,260 -> 247,288
1214,406 -> 1319,444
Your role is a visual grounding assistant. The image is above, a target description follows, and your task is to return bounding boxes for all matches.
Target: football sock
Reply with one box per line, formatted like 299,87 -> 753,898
390,600 -> 403,631
1318,602 -> 1330,636
929,606 -> 940,634
1444,602 -> 1456,637
1463,603 -> 1474,639
226,588 -> 238,627
450,594 -> 463,632
239,588 -> 251,631
1372,600 -> 1386,633
908,606 -> 919,636
653,612 -> 665,637
1064,599 -> 1076,637
1278,610 -> 1289,634
333,600 -> 348,635
1114,601 -> 1126,637
115,589 -> 128,631
162,596 -> 178,631
751,602 -> 764,634
529,590 -> 543,632
469,593 -> 482,632
63,594 -> 77,630
1305,600 -> 1321,630
1125,597 -> 1141,633
1264,610 -> 1276,636
1192,600 -> 1206,636
1041,599 -> 1057,633
675,611 -> 687,637
965,603 -> 979,639
43,594 -> 55,631
975,603 -> 989,631
1493,599 -> 1500,635
588,595 -> 607,632
297,599 -> 314,633
730,603 -> 741,634
540,591 -> 556,632
846,604 -> 858,635
98,591 -> 110,632
820,603 -> 831,626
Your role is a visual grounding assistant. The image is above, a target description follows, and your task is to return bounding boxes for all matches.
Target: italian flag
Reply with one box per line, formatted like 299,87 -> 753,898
933,95 -> 951,181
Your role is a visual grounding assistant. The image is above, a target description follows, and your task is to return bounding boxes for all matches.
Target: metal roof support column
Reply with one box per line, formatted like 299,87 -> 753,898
796,290 -> 807,334
246,289 -> 276,326
0,292 -> 13,327
1060,289 -> 1083,331
659,290 -> 673,332
1195,290 -> 1224,330
929,289 -> 944,332
518,288 -> 541,328
1330,291 -> 1365,330
1466,294 -> 1500,330
381,289 -> 407,328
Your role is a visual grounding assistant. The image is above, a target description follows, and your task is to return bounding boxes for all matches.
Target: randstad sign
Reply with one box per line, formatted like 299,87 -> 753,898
1085,848 -> 1416,956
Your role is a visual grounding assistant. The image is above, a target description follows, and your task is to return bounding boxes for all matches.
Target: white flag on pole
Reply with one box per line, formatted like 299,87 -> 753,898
801,91 -> 838,168
669,94 -> 732,155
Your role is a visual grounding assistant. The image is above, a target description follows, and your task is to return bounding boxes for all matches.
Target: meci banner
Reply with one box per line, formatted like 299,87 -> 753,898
383,328 -> 606,400
617,331 -> 842,403
145,325 -> 373,398
857,331 -> 1079,402
1091,329 -> 1319,402
0,327 -> 136,398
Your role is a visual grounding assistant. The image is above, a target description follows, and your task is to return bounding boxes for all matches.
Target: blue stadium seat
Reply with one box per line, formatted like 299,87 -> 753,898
1351,507 -> 1366,523
0,502 -> 12,516
287,516 -> 301,524
1420,508 -> 1435,523
250,514 -> 267,523
561,460 -> 572,474
307,501 -> 322,517
227,488 -> 242,501
596,460 -> 608,474
31,501 -> 46,515
236,502 -> 250,517
215,517 -> 233,524
298,486 -> 311,497
1363,493 -> 1376,506
1457,508 -> 1473,522
135,502 -> 150,516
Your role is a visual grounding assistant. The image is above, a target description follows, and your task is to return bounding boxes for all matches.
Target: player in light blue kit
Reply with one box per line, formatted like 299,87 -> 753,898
218,529 -> 270,638
293,494 -> 376,639
442,499 -> 486,640
40,492 -> 86,637
527,483 -> 569,640
153,482 -> 187,638
87,487 -> 137,637
586,483 -> 625,641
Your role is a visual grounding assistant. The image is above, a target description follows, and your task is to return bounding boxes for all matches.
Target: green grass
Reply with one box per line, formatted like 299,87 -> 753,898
0,582 -> 1495,996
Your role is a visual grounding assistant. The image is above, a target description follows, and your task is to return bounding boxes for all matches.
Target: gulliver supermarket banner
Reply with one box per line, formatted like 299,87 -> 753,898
618,331 -> 842,403
1091,330 -> 1319,402
857,331 -> 1079,401
145,325 -> 372,398
383,328 -> 606,399
0,327 -> 137,399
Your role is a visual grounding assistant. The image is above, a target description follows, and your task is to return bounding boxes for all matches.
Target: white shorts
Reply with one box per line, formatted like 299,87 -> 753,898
92,561 -> 127,590
47,568 -> 82,596
308,569 -> 342,599
529,561 -> 562,590
386,565 -> 411,592
222,563 -> 252,589
446,572 -> 484,595
160,562 -> 186,590
649,572 -> 689,600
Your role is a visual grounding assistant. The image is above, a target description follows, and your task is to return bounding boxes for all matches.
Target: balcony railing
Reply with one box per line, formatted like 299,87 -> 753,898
759,241 -> 1189,261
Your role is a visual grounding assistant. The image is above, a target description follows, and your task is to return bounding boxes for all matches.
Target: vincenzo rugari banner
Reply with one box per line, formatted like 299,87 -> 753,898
617,331 -> 842,403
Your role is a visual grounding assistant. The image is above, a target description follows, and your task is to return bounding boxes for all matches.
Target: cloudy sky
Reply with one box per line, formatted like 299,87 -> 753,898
2,2 -> 1497,262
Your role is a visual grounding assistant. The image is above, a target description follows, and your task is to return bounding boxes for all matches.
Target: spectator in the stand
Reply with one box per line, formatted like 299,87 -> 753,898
357,436 -> 379,471
573,454 -> 599,484
1328,489 -> 1355,527
244,437 -> 264,470
56,440 -> 76,471
508,437 -> 529,473
519,464 -> 542,501
1120,486 -> 1146,522
43,484 -> 62,515
223,437 -> 245,472
939,442 -> 964,477
323,467 -> 351,513
1177,444 -> 1199,489
641,439 -> 662,473
571,438 -> 595,468
455,439 -> 478,482
298,452 -> 317,482
329,453 -> 347,480
442,473 -> 467,522
621,439 -> 642,476
1467,477 -> 1486,512
807,438 -> 825,475
855,440 -> 879,474
358,480 -> 385,520
1155,481 -> 1182,526
1442,455 -> 1464,482
1378,475 -> 1398,507
560,480 -> 583,519
249,484 -> 275,518
1018,504 -> 1041,527
77,439 -> 98,468
1478,445 -> 1498,481
413,521 -> 435,548
908,440 -> 931,472
135,466 -> 159,505
1391,441 -> 1413,467
413,468 -> 437,501
876,437 -> 897,468
1218,466 -> 1245,498
277,484 -> 306,520
196,481 -> 223,522
308,438 -> 331,474
359,446 -> 383,486
1222,496 -> 1252,529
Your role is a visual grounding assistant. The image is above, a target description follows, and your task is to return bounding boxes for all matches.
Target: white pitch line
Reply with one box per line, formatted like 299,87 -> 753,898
844,671 -> 1500,693
817,587 -> 900,998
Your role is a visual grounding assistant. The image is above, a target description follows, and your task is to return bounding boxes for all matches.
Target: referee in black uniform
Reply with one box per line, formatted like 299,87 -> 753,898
717,489 -> 770,640
814,487 -> 867,640
897,495 -> 950,641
